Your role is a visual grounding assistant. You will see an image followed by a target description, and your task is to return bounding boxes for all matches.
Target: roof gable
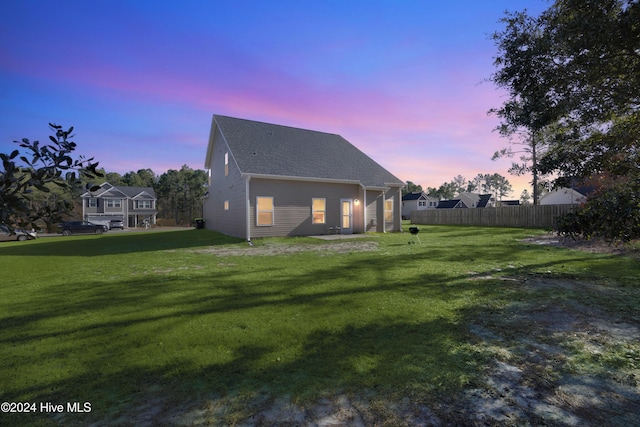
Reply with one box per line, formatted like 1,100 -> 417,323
437,199 -> 466,209
209,115 -> 403,188
81,183 -> 156,199
402,192 -> 426,201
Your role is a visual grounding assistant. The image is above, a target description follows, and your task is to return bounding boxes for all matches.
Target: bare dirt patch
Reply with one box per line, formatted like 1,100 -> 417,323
103,275 -> 638,427
458,276 -> 640,426
187,240 -> 380,257
522,234 -> 639,256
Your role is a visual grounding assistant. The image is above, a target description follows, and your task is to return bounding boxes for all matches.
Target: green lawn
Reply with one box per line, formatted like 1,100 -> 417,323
0,225 -> 638,425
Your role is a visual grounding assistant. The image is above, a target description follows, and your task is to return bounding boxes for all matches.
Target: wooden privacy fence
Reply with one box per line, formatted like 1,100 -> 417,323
410,204 -> 577,229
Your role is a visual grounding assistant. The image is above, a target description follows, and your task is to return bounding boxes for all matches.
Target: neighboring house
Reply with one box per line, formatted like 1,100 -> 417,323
203,115 -> 404,239
401,192 -> 439,219
81,182 -> 158,228
458,192 -> 494,208
436,199 -> 468,209
436,193 -> 494,209
539,187 -> 588,205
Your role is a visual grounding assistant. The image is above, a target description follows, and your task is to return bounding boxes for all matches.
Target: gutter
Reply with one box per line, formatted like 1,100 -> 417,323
242,172 -> 361,185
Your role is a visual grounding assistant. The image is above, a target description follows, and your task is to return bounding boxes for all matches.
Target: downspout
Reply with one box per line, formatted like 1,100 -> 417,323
246,175 -> 251,242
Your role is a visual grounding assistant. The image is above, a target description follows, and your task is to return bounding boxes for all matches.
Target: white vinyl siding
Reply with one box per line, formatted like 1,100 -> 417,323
249,179 -> 361,237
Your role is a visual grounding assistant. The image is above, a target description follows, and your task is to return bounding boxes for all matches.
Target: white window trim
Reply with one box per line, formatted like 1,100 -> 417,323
312,198 -> 326,224
136,200 -> 153,209
106,199 -> 122,208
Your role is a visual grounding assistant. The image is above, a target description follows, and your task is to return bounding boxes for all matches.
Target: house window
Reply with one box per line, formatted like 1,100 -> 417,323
312,198 -> 326,224
224,152 -> 229,176
106,199 -> 121,208
224,200 -> 229,211
418,201 -> 426,207
136,200 -> 152,209
256,197 -> 274,226
88,198 -> 97,208
384,198 -> 394,222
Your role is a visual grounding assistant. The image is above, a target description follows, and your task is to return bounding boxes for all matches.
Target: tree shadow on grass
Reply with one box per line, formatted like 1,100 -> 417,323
1,317 -> 484,426
0,229 -> 244,257
2,233 -> 634,425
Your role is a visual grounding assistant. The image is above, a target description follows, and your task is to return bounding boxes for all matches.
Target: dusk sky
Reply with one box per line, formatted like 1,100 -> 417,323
1,1 -> 548,198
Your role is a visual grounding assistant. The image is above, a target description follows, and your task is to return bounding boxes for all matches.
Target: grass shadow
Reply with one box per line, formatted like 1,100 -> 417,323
0,229 -> 244,257
2,225 -> 639,425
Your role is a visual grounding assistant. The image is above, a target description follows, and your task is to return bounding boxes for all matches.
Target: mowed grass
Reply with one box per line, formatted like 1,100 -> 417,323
0,225 -> 638,425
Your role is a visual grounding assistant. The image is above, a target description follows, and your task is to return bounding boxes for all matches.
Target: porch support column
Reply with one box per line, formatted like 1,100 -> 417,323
382,192 -> 386,233
360,184 -> 367,233
246,175 -> 251,242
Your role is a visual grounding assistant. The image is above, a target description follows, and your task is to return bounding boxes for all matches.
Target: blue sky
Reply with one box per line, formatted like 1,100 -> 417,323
1,1 -> 548,197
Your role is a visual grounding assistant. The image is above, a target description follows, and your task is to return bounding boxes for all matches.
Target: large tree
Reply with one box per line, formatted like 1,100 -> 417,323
0,123 -> 102,230
491,0 -> 640,241
123,168 -> 157,187
537,0 -> 640,181
155,165 -> 207,225
489,9 -> 563,204
402,181 -> 423,195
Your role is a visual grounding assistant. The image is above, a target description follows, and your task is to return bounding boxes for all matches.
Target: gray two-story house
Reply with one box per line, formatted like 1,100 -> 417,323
203,115 -> 404,239
81,183 -> 157,228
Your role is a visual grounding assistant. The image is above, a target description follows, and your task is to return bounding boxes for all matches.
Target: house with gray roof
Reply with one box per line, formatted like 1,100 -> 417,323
436,193 -> 495,209
203,115 -> 404,239
401,192 -> 439,219
81,182 -> 157,228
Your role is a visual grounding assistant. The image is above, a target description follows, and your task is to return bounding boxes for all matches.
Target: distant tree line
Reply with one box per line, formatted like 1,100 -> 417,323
92,165 -> 208,226
403,173 -> 516,202
2,123 -> 210,230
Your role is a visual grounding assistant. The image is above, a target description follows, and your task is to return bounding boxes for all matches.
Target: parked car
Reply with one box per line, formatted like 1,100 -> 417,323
58,221 -> 108,236
109,219 -> 124,230
0,224 -> 37,242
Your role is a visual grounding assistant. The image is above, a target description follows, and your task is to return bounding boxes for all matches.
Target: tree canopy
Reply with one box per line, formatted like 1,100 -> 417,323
491,1 -> 639,194
490,0 -> 640,241
0,124 -> 102,230
424,173 -> 513,201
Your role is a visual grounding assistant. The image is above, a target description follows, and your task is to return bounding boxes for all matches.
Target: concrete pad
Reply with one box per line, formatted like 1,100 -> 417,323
310,234 -> 376,240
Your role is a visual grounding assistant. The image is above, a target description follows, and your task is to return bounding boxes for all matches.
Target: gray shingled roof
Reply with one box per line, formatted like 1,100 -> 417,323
402,192 -> 426,201
115,186 -> 156,198
213,115 -> 403,188
82,184 -> 156,199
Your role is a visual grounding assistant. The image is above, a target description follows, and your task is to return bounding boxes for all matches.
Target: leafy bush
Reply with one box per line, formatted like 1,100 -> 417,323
556,176 -> 640,243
